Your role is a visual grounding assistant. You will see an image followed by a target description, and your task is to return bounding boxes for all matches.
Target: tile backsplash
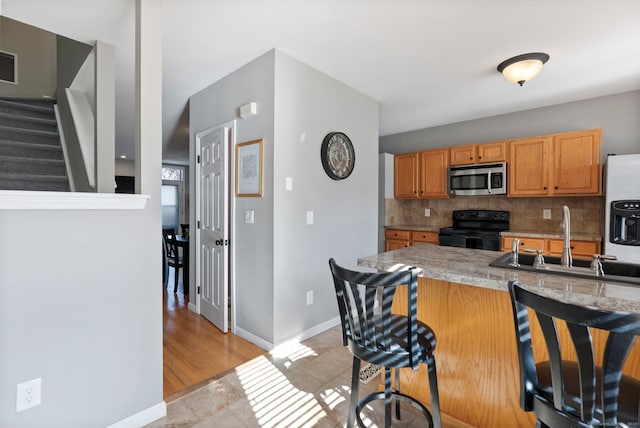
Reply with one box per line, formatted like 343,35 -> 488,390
386,196 -> 603,235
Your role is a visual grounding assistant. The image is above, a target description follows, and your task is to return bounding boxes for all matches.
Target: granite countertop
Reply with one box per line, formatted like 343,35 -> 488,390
385,224 -> 443,232
357,244 -> 640,313
501,230 -> 603,242
387,225 -> 602,242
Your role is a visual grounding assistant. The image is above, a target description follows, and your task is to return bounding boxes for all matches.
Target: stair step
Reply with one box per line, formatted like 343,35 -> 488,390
0,139 -> 63,160
0,97 -> 55,119
0,172 -> 68,192
0,111 -> 58,132
0,155 -> 67,176
0,125 -> 59,146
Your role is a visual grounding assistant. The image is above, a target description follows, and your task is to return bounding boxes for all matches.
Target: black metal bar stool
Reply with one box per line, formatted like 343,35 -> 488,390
329,258 -> 441,428
508,280 -> 640,428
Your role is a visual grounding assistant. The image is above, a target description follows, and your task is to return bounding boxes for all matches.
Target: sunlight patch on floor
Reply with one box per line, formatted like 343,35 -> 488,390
235,342 -> 351,428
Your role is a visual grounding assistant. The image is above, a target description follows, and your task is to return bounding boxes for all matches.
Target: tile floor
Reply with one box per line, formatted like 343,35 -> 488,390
146,325 -> 426,427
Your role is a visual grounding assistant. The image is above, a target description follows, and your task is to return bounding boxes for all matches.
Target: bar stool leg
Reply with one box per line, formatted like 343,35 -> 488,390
384,367 -> 392,427
394,368 -> 401,420
347,357 -> 361,428
428,356 -> 442,428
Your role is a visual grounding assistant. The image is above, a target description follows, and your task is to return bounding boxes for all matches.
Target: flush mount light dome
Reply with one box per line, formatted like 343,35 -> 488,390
497,52 -> 549,86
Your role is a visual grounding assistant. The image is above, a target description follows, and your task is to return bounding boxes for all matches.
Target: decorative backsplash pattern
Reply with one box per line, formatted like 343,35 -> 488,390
385,196 -> 603,235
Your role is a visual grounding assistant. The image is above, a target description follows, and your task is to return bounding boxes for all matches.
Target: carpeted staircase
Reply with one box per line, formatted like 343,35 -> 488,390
0,97 -> 69,192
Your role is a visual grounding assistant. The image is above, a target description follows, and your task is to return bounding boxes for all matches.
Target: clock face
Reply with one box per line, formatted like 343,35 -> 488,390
321,132 -> 355,180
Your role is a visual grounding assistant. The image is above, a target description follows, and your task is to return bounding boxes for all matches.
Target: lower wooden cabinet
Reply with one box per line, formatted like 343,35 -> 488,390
547,239 -> 600,259
502,236 -> 601,260
385,229 -> 438,251
385,229 -> 411,251
411,231 -> 439,244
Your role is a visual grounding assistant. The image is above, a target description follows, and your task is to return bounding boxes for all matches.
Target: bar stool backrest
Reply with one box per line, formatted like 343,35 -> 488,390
329,258 -> 421,370
509,280 -> 640,427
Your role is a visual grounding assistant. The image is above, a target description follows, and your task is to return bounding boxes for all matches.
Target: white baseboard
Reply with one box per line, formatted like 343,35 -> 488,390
235,316 -> 341,352
106,401 -> 166,428
235,326 -> 273,351
271,317 -> 341,354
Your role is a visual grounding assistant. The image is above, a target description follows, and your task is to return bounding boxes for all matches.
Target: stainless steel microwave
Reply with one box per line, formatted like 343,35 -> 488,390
447,162 -> 507,196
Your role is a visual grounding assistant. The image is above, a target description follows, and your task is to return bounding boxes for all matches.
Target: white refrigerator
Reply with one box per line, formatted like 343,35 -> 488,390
604,154 -> 640,263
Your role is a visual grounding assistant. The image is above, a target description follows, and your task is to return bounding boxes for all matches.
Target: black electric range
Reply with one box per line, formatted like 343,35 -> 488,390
439,210 -> 510,251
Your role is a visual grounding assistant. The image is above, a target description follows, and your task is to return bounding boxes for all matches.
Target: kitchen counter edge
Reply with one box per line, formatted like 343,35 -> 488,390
357,244 -> 640,314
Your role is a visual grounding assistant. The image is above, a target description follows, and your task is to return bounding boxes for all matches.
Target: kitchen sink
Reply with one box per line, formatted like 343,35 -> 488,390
489,253 -> 640,286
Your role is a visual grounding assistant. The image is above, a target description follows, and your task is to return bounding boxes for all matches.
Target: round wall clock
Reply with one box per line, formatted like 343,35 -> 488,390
320,132 -> 355,180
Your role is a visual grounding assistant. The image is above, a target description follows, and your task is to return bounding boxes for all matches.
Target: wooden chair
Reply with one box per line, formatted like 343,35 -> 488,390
180,223 -> 189,238
162,228 -> 184,293
508,280 -> 640,428
328,258 -> 441,428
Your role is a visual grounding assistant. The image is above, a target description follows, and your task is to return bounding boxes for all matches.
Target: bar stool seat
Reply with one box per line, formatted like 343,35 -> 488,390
329,258 -> 441,428
508,280 -> 640,428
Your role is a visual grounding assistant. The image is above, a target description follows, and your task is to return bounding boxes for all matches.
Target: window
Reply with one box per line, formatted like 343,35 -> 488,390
0,51 -> 17,84
161,165 -> 186,232
162,166 -> 182,181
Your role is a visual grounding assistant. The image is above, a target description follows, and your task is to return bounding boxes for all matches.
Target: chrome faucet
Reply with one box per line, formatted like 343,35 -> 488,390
561,205 -> 572,268
509,238 -> 520,267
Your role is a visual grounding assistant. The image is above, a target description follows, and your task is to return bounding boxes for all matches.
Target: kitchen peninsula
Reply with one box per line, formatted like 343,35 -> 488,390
358,244 -> 640,427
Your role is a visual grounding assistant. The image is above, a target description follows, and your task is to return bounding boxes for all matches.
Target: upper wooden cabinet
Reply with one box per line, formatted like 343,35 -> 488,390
395,149 -> 449,198
509,129 -> 601,197
449,140 -> 508,166
552,130 -> 601,195
394,152 -> 418,198
508,136 -> 551,196
418,149 -> 449,198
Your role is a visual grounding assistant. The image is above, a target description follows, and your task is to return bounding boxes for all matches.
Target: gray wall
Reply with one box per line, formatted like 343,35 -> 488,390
0,16 -> 56,97
0,3 -> 162,427
0,207 -> 162,428
380,90 -> 640,160
272,51 -> 378,343
190,49 -> 379,347
190,50 -> 276,343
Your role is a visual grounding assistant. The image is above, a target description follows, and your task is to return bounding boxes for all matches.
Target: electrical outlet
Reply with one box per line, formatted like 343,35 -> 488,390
543,209 -> 552,220
16,378 -> 41,412
424,208 -> 431,217
306,290 -> 313,305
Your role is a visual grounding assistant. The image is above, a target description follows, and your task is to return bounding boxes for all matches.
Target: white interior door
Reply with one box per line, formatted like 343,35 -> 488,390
197,126 -> 229,332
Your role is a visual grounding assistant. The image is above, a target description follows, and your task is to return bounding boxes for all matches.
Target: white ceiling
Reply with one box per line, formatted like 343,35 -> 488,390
3,0 -> 640,164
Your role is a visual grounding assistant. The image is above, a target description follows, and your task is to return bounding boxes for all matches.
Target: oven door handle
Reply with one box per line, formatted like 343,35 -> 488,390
487,170 -> 492,194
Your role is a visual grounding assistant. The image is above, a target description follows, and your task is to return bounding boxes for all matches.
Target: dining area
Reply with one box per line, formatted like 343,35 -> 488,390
162,223 -> 189,295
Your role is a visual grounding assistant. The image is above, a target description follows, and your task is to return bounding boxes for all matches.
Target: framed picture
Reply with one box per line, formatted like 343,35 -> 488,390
235,139 -> 263,197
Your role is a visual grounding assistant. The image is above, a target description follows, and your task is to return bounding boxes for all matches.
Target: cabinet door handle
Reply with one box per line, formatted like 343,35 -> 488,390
555,186 -> 558,189
543,187 -> 547,190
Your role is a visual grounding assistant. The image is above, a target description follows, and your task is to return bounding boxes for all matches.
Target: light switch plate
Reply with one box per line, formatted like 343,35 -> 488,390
285,177 -> 293,191
543,209 -> 552,220
245,209 -> 254,224
306,211 -> 314,225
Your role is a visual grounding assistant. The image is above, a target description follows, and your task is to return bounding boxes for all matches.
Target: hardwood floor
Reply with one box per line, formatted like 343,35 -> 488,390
163,282 -> 265,400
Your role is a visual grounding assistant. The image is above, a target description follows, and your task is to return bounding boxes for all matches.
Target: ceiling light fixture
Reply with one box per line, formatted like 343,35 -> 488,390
497,52 -> 549,86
